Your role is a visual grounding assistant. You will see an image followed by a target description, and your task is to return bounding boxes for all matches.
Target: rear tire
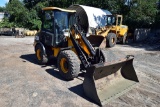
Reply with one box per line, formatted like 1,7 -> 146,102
106,33 -> 117,47
57,50 -> 80,80
121,33 -> 127,44
35,44 -> 48,65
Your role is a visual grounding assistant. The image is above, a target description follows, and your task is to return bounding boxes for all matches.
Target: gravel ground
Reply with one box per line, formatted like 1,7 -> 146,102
0,36 -> 160,107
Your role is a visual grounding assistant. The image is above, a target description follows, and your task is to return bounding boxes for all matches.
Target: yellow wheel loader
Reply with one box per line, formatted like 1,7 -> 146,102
87,14 -> 128,48
68,5 -> 128,48
34,7 -> 139,106
97,15 -> 128,45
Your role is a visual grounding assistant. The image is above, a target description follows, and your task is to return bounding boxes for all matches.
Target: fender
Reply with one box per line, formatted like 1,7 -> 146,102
35,42 -> 47,55
56,46 -> 72,58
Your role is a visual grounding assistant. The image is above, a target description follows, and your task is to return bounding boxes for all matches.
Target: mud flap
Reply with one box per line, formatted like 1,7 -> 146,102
83,57 -> 139,106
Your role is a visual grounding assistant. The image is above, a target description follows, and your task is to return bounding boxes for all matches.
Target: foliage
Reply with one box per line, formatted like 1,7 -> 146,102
0,18 -> 14,28
1,0 -> 41,29
125,0 -> 158,30
0,0 -> 159,30
6,0 -> 28,27
0,6 -> 5,12
23,0 -> 48,29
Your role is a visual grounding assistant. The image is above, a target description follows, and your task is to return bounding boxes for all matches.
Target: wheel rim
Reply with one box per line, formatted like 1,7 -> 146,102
112,38 -> 115,44
36,49 -> 41,60
60,58 -> 68,73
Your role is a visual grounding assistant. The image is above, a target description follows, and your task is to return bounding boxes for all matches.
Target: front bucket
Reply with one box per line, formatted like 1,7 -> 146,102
83,57 -> 139,106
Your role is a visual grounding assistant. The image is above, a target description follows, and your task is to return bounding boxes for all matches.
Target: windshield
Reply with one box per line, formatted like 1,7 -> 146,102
107,16 -> 115,25
54,11 -> 69,45
54,11 -> 69,31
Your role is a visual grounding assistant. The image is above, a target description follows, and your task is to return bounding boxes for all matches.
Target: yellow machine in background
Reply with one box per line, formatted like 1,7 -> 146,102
68,5 -> 128,48
88,14 -> 128,48
34,7 -> 139,106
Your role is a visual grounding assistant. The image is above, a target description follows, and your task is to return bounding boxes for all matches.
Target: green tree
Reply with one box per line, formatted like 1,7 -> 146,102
1,0 -> 158,30
0,6 -> 5,12
5,0 -> 28,27
23,0 -> 48,29
124,0 -> 158,30
1,0 -> 42,29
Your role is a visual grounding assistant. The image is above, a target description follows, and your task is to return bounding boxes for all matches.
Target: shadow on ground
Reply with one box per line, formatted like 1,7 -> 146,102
120,36 -> 160,51
20,54 -> 57,66
45,68 -> 96,105
68,84 -> 98,106
20,54 -> 38,65
46,69 -> 86,82
125,42 -> 160,51
45,68 -> 66,81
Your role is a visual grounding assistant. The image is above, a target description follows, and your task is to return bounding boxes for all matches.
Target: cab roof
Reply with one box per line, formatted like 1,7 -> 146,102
42,7 -> 76,13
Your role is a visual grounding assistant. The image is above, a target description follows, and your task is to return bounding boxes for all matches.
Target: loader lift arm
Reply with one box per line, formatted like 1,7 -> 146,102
69,24 -> 106,69
69,24 -> 90,68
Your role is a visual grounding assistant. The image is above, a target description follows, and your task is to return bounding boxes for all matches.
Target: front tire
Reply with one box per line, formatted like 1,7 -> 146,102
57,50 -> 80,80
106,33 -> 117,47
35,44 -> 48,65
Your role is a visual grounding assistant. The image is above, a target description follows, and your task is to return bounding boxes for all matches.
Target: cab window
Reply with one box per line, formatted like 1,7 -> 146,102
43,11 -> 54,31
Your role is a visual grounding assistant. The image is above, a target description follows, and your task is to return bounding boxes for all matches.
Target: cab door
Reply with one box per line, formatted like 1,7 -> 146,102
40,10 -> 55,46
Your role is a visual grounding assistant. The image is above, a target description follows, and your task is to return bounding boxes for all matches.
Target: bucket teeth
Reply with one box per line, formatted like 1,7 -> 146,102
83,57 -> 139,106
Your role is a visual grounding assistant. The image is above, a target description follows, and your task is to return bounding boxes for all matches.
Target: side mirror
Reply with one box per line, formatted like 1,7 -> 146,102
45,13 -> 51,20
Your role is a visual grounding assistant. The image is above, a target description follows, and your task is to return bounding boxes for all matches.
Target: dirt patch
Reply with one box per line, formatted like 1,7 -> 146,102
0,36 -> 159,107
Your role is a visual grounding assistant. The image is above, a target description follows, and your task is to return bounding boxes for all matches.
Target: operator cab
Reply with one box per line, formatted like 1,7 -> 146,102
106,15 -> 116,25
106,15 -> 122,26
37,7 -> 76,47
